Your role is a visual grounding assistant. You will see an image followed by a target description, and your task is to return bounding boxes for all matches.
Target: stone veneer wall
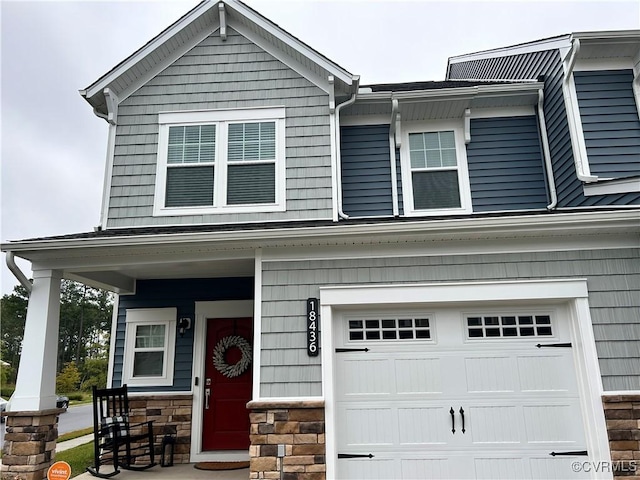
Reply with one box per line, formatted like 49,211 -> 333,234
248,400 -> 325,480
128,394 -> 193,465
1,409 -> 63,480
603,395 -> 640,479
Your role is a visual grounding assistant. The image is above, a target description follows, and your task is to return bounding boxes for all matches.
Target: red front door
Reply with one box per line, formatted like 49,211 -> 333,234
202,317 -> 253,451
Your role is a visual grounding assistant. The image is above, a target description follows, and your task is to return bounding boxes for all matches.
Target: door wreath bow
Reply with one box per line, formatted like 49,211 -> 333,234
212,335 -> 252,378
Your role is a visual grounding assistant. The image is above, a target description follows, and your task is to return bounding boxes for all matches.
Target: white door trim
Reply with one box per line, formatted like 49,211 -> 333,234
320,279 -> 611,480
190,300 -> 254,463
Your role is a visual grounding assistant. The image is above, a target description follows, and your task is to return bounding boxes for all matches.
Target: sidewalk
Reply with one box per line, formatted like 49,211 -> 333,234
57,434 -> 93,452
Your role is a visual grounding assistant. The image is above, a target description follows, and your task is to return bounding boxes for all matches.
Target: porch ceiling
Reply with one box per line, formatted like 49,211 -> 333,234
66,257 -> 255,294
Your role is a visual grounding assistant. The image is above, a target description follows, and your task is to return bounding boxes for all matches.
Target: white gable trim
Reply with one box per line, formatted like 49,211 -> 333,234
83,0 -> 353,105
83,1 -> 217,100
230,20 -> 332,93
115,25 -> 219,105
226,0 -> 352,85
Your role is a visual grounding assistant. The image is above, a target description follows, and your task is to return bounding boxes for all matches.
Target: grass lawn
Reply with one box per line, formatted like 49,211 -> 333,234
55,441 -> 94,479
58,427 -> 94,443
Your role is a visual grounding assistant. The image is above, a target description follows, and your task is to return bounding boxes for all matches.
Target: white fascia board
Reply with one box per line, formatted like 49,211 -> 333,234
389,82 -> 542,103
448,34 -> 571,66
319,278 -> 590,306
83,0 -> 217,100
572,30 -> 640,42
583,177 -> 640,196
229,19 -> 333,93
3,210 -> 639,254
224,0 -> 353,86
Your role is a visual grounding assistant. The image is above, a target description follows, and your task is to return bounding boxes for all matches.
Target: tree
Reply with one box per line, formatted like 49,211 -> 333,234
1,280 -> 113,388
80,357 -> 108,391
56,362 -> 81,393
0,285 -> 29,384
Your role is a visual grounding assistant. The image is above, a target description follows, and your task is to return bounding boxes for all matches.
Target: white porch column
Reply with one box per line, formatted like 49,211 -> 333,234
10,269 -> 62,412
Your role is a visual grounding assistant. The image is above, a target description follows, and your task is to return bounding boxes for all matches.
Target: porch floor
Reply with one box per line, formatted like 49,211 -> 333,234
74,464 -> 249,480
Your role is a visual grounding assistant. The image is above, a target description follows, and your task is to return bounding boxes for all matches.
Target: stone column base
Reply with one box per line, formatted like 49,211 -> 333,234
247,400 -> 325,480
602,394 -> 640,479
1,408 -> 64,480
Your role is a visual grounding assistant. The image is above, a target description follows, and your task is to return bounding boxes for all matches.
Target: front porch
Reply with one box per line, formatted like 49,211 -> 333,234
73,464 -> 248,480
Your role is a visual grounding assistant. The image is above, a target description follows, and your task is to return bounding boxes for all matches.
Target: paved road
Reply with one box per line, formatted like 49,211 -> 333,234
0,403 -> 93,447
58,403 -> 93,435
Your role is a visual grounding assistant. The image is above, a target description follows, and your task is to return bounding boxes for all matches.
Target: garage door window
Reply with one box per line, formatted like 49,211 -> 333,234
466,314 -> 553,338
348,318 -> 431,341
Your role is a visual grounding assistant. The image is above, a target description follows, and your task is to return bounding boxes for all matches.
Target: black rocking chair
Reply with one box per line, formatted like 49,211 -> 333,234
86,385 -> 157,478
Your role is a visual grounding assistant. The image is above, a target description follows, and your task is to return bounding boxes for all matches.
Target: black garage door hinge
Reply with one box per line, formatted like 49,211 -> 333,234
335,348 -> 370,353
338,453 -> 374,459
536,342 -> 572,348
549,450 -> 588,456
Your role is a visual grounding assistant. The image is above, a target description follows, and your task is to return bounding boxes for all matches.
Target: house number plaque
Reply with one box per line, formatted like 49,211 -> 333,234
307,298 -> 319,356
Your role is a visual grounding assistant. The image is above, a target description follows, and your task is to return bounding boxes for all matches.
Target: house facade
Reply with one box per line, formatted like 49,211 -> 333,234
2,2 -> 639,480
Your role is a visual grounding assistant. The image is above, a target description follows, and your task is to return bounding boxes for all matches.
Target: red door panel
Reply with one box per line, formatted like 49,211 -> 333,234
202,317 -> 252,451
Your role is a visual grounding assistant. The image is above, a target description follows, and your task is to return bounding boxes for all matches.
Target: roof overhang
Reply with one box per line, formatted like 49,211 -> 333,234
344,82 -> 544,120
80,0 -> 355,118
567,31 -> 640,65
3,211 -> 638,294
446,30 -> 640,79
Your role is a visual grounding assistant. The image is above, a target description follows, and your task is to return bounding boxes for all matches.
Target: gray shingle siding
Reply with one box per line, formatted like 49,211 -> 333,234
467,116 -> 548,211
448,50 -> 640,207
574,69 -> 640,179
260,248 -> 640,396
108,28 -> 332,228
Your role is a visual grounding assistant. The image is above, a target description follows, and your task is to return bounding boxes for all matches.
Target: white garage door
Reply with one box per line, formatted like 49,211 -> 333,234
334,306 -> 589,480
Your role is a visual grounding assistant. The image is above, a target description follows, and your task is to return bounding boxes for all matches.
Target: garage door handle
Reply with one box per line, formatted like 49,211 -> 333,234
459,407 -> 466,434
450,407 -> 455,434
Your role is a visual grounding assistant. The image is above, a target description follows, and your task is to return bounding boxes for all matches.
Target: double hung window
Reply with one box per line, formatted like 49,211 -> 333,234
154,107 -> 285,216
401,122 -> 471,216
123,308 -> 176,386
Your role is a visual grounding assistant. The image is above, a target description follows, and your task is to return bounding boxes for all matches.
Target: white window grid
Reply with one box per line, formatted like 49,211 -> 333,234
153,107 -> 286,216
348,317 -> 431,341
466,314 -> 553,339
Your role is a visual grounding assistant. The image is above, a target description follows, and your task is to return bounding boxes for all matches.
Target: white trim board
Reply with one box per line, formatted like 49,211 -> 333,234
320,279 -> 610,480
190,300 -> 254,463
106,294 -> 120,388
259,233 -> 639,262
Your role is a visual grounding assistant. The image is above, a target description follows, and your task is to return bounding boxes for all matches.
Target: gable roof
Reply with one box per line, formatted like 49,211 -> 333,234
80,0 -> 356,117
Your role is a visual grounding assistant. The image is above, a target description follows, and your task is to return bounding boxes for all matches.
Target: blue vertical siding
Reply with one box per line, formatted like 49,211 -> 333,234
574,69 -> 640,179
467,116 -> 548,211
113,277 -> 253,392
340,125 -> 394,217
448,50 -> 640,207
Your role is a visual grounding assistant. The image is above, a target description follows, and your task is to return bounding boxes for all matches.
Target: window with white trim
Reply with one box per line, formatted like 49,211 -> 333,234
154,107 -> 286,216
400,122 -> 472,216
123,308 -> 176,386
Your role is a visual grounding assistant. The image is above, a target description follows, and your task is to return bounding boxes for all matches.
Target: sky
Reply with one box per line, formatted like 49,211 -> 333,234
1,0 -> 639,295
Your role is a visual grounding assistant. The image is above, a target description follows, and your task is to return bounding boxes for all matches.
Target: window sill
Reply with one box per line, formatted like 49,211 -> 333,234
403,207 -> 473,217
153,203 -> 286,217
122,377 -> 175,387
583,177 -> 640,196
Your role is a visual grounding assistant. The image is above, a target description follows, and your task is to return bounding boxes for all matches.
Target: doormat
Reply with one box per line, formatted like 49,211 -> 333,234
194,461 -> 250,471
